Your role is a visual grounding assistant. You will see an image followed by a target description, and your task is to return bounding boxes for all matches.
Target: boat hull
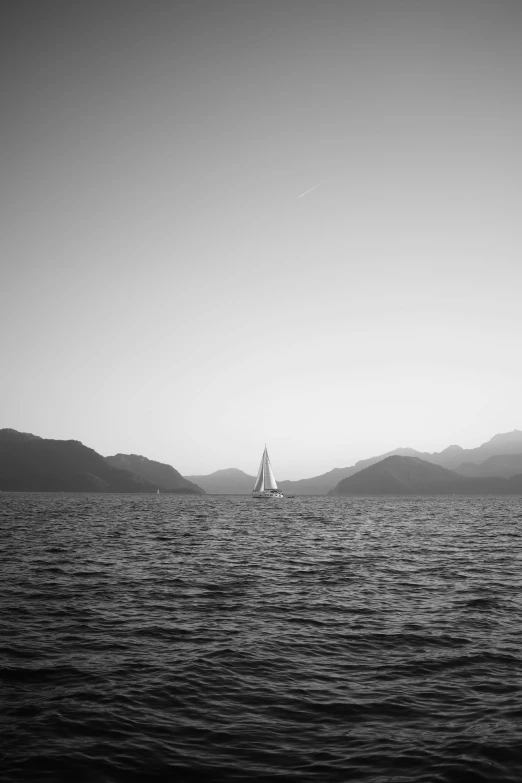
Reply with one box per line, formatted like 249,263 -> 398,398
252,491 -> 284,499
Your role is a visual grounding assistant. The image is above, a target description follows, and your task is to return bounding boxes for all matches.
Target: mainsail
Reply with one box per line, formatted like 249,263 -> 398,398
253,447 -> 278,492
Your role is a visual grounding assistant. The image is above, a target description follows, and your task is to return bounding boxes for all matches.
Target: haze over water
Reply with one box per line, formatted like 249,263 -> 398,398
2,493 -> 521,782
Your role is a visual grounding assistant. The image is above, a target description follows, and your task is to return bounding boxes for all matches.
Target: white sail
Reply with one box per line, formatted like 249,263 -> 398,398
252,447 -> 279,493
253,452 -> 265,492
262,449 -> 278,490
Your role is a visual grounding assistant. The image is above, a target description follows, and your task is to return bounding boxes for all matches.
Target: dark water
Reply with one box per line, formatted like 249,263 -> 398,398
1,493 -> 521,783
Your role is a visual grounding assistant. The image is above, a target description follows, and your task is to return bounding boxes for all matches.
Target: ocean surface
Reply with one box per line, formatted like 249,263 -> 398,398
1,493 -> 521,783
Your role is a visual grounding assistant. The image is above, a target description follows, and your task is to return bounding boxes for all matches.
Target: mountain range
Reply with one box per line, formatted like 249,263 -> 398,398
106,453 -> 202,494
329,455 -> 522,496
185,468 -> 255,495
187,430 -> 522,495
0,429 -> 204,494
2,427 -> 522,495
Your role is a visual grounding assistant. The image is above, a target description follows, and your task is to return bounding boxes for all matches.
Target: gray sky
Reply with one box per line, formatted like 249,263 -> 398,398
2,0 -> 521,479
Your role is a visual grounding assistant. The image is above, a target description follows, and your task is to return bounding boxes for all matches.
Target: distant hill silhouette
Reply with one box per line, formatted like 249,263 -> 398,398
455,452 -> 522,479
184,468 -> 255,494
0,428 -> 42,445
186,449 -> 425,495
324,430 -> 522,483
426,430 -> 522,470
329,455 -> 522,496
107,454 -> 204,494
191,430 -> 522,495
3,426 -> 522,495
278,448 -> 423,495
331,430 -> 522,477
0,429 -> 158,492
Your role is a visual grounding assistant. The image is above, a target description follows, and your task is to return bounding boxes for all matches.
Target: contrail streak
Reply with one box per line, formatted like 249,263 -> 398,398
297,184 -> 320,199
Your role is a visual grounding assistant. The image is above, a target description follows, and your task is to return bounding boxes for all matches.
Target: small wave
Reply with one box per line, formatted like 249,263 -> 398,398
1,493 -> 521,783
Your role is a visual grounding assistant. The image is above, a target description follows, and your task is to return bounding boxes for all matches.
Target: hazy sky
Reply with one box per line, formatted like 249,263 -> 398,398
2,0 -> 521,479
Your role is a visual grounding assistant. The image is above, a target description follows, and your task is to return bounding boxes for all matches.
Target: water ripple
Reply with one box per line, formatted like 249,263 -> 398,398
1,493 -> 521,782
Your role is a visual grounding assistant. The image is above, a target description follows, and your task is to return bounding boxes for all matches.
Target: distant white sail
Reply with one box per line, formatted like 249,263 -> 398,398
263,450 -> 278,490
253,446 -> 279,493
253,454 -> 265,493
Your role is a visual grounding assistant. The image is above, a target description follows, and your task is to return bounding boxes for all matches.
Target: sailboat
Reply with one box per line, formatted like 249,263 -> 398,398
252,446 -> 284,498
